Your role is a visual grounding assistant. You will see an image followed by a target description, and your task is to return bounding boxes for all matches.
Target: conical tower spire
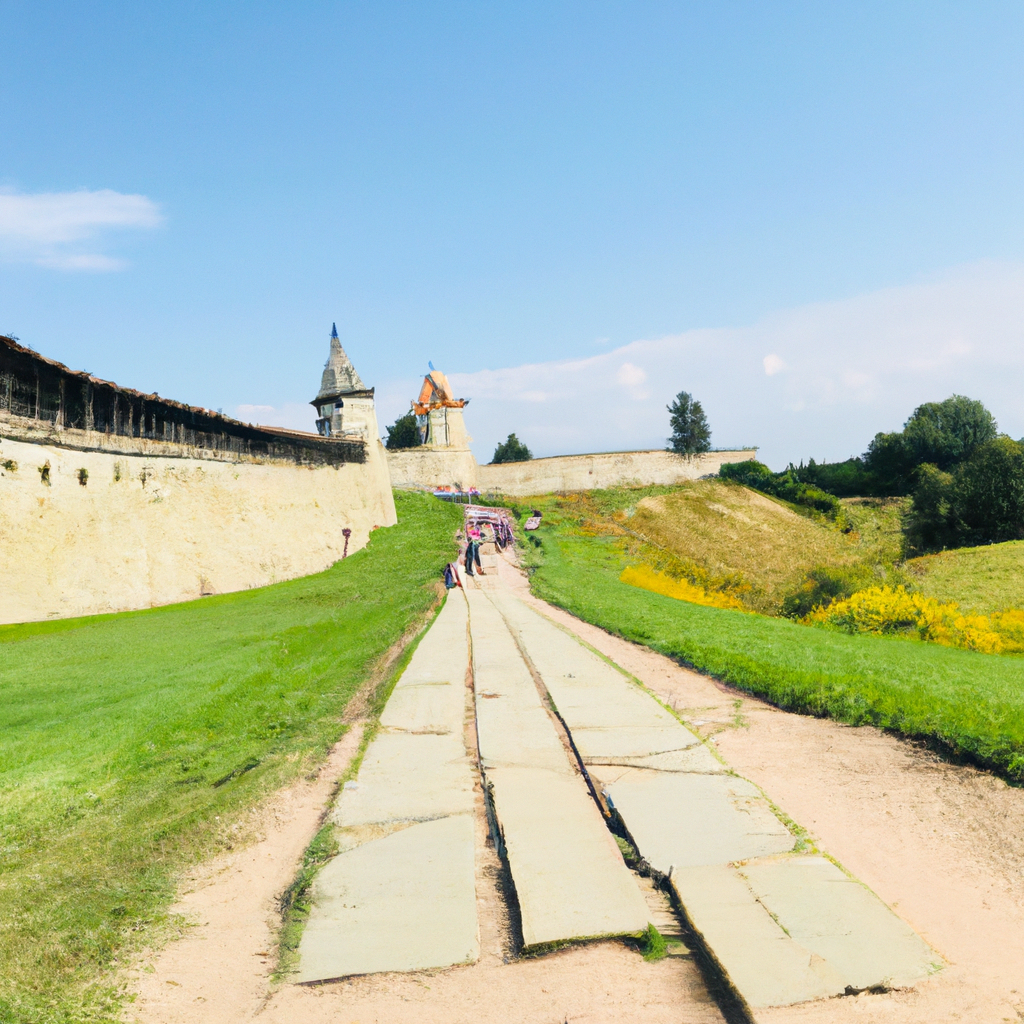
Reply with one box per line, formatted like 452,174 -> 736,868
317,323 -> 365,400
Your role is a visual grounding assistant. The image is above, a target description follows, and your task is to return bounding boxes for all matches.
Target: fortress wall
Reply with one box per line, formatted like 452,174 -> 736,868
475,449 -> 757,497
0,432 -> 397,624
386,447 -> 479,491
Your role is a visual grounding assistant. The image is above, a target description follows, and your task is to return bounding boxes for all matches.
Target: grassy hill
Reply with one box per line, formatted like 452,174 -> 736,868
0,491 -> 461,1024
627,482 -> 905,612
535,481 -> 906,615
908,540 -> 1024,614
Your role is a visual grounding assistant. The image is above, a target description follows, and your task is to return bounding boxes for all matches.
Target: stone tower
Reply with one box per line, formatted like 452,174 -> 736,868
412,368 -> 471,449
312,323 -> 379,443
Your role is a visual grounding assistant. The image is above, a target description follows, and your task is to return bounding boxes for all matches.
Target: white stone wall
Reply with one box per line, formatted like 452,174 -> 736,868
385,445 -> 756,497
476,449 -> 756,497
0,433 -> 397,624
386,446 -> 479,491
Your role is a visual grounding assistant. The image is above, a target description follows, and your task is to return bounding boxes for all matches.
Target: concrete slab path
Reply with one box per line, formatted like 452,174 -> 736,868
297,592 -> 480,982
297,814 -> 478,983
489,587 -> 941,1008
466,588 -> 650,949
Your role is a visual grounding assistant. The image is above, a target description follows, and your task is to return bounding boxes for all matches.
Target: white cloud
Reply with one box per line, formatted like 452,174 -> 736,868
399,261 -> 1024,470
763,353 -> 785,376
0,188 -> 163,271
616,361 -> 649,398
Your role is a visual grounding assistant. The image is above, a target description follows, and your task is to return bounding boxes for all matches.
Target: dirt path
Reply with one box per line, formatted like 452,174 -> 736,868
130,556 -> 1024,1024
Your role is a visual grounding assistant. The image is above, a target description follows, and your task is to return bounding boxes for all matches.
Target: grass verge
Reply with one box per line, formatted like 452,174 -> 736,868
520,496 -> 1024,784
0,491 -> 462,1024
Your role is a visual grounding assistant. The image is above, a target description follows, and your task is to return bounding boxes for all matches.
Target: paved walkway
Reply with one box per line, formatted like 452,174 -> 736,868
297,559 -> 940,1009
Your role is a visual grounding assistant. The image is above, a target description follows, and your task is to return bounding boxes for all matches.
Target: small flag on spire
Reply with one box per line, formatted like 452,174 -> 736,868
331,322 -> 339,339
428,360 -> 435,371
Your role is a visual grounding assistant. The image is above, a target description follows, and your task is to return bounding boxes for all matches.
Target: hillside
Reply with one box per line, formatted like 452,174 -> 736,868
908,540 -> 1024,615
624,481 -> 904,613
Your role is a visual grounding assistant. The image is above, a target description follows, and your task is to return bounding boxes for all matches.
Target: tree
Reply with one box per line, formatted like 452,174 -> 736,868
385,412 -> 422,450
902,395 -> 997,470
952,436 -> 1024,544
491,433 -> 532,464
864,395 -> 998,494
904,437 -> 1024,554
667,391 -> 711,455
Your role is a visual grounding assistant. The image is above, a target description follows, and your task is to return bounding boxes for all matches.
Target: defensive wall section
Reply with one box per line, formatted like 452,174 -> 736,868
476,448 -> 756,496
386,446 -> 480,492
0,335 -> 396,624
386,445 -> 756,496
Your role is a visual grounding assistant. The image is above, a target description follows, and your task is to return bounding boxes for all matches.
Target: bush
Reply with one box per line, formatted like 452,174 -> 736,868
806,584 -> 1024,655
719,460 -> 844,521
792,457 -> 877,497
780,566 -> 863,619
385,412 -> 422,450
620,563 -> 746,611
491,433 -> 532,464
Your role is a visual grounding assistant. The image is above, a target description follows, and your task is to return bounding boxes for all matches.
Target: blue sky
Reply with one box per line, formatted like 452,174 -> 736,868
3,2 -> 1024,466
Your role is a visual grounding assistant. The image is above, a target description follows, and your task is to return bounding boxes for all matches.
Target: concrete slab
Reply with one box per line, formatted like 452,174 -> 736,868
487,592 -> 703,761
740,856 -> 940,991
332,731 -> 474,827
585,744 -> 725,775
467,589 -> 650,948
379,679 -> 465,734
485,586 -> 942,1006
297,814 -> 479,983
672,864 -> 847,1008
487,765 -> 651,947
602,772 -> 795,871
299,589 -> 480,984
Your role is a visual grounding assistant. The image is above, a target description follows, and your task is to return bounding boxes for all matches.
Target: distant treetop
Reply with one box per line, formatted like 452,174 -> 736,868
491,433 -> 532,464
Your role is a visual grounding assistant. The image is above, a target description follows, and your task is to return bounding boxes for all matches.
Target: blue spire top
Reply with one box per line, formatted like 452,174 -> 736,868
331,322 -> 339,339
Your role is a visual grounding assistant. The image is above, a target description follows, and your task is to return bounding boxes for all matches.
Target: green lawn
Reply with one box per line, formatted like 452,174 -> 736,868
522,502 -> 1024,784
0,491 -> 461,1024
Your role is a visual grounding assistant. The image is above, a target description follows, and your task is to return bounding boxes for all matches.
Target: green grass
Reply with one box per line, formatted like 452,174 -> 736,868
0,491 -> 462,1024
908,539 -> 1024,614
519,496 -> 1024,784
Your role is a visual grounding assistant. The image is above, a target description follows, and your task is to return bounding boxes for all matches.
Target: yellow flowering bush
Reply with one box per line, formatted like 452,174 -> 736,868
620,564 -> 747,611
806,585 -> 1024,655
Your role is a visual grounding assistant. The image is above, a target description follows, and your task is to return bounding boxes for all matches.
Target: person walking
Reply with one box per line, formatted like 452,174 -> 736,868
464,524 -> 483,576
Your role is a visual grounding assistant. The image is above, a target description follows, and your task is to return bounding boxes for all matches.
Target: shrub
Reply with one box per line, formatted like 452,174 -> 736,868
491,433 -> 532,464
792,457 -> 876,497
719,460 -> 844,521
781,566 -> 861,619
620,563 -> 746,611
806,585 -> 1024,655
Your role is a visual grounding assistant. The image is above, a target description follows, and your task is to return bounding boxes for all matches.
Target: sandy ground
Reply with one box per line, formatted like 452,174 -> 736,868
129,556 -> 1024,1024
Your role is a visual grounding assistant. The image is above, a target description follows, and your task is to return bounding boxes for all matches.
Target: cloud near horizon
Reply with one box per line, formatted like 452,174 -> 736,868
371,262 -> 1024,470
0,188 -> 163,271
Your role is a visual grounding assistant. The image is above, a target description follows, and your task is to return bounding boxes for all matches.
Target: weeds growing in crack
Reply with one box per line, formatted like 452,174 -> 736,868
273,822 -> 340,981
